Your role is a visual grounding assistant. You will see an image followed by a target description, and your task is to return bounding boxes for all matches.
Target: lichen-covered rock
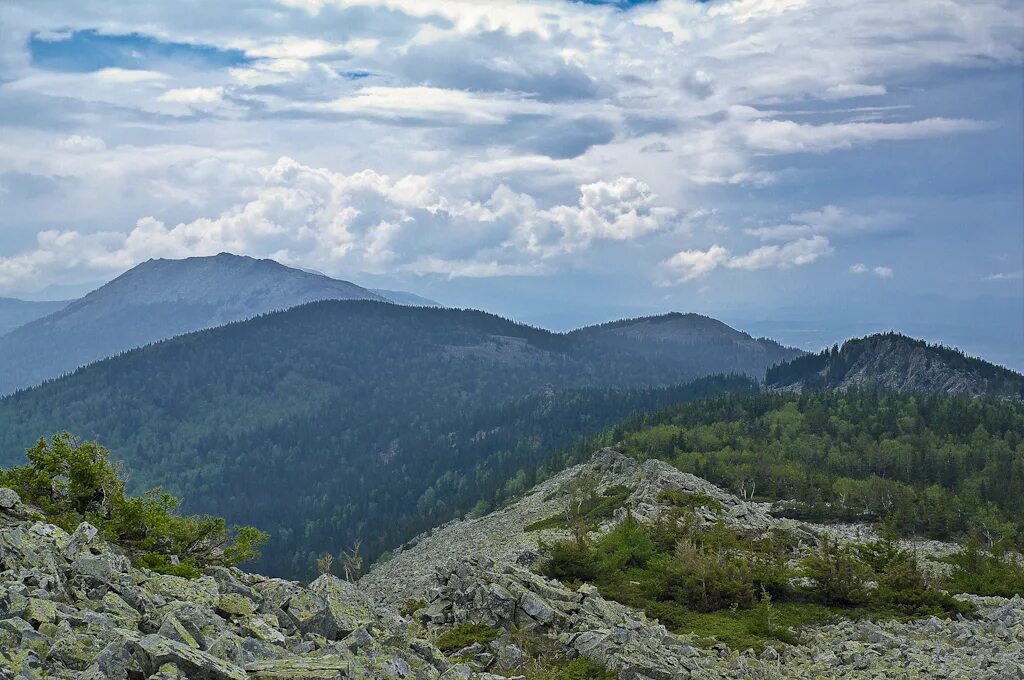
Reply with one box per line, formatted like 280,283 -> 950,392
0,488 -> 491,680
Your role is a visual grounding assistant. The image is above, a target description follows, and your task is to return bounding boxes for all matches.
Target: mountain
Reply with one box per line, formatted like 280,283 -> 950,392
371,288 -> 441,307
0,299 -> 787,576
571,312 -> 802,381
766,332 -> 1024,398
0,253 -> 387,395
0,297 -> 68,336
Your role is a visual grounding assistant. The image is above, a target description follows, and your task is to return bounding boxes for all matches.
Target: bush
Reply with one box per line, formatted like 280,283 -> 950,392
543,539 -> 598,584
944,533 -> 1024,597
0,433 -> 267,576
435,623 -> 501,652
530,657 -> 616,680
800,536 -> 871,606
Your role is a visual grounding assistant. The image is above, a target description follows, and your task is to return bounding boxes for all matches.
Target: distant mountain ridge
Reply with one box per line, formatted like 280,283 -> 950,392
0,297 -> 68,336
766,332 -> 1024,398
0,253 -> 434,394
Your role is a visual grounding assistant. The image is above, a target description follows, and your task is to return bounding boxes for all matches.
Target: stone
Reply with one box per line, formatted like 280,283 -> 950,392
244,656 -> 349,679
215,593 -> 256,618
137,634 -> 247,680
158,613 -> 201,649
23,598 -> 57,626
518,592 -> 555,625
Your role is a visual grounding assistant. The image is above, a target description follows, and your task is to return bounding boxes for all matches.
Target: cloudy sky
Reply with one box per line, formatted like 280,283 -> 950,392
1,0 -> 1022,366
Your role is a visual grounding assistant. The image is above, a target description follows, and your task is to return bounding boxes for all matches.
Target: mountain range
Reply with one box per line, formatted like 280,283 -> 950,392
0,254 -> 436,395
0,291 -> 797,575
0,253 -> 1020,578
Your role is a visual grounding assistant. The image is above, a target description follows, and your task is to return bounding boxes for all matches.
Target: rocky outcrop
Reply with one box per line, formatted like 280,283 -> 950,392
365,449 -> 810,606
766,332 -> 1024,398
0,489 -> 495,680
368,449 -> 1024,679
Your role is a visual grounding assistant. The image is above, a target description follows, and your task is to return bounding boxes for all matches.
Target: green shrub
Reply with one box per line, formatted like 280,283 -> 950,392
658,490 -> 722,514
800,536 -> 871,606
0,433 -> 267,576
525,485 -> 633,534
527,657 -> 616,680
399,599 -> 428,617
944,533 -> 1024,597
435,623 -> 501,652
543,539 -> 598,584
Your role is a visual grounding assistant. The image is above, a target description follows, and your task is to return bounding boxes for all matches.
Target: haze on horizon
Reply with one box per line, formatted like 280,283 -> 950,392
0,0 -> 1021,368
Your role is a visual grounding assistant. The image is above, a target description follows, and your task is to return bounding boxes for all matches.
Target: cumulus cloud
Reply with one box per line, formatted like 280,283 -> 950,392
727,235 -> 832,270
0,157 -> 675,292
660,245 -> 731,284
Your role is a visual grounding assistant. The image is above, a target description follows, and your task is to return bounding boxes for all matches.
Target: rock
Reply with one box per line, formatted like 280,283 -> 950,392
215,593 -> 257,618
24,597 -> 57,626
158,613 -> 201,649
80,637 -> 146,680
518,591 -> 555,625
137,634 -> 247,680
244,656 -> 349,679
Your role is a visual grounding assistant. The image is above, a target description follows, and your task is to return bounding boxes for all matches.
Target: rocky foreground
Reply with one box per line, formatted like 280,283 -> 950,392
2,450 -> 1023,679
0,487 -> 498,680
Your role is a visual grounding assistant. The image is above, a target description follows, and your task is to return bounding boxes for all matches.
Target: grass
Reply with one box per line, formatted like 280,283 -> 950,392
435,623 -> 501,652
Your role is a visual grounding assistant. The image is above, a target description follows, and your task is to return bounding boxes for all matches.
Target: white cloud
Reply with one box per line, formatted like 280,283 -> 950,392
850,262 -> 895,278
727,235 -> 832,270
0,0 -> 1020,295
93,68 -> 169,84
985,270 -> 1024,281
0,157 -> 674,292
746,205 -> 895,241
873,265 -> 893,278
660,245 -> 731,284
158,87 -> 224,104
740,118 -> 987,154
57,135 -> 106,152
660,235 -> 831,284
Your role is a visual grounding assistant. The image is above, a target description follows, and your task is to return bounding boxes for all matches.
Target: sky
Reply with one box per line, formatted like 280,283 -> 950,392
0,0 -> 1022,368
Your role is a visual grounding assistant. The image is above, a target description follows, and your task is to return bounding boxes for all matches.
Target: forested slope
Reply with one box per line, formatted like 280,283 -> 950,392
0,300 -> 769,576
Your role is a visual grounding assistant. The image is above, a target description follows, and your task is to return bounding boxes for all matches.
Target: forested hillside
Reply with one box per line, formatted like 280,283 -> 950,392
0,299 -> 770,576
766,332 -> 1024,398
551,391 -> 1024,548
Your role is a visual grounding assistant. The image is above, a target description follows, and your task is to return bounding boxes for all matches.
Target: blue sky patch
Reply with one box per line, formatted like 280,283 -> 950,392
29,29 -> 250,72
